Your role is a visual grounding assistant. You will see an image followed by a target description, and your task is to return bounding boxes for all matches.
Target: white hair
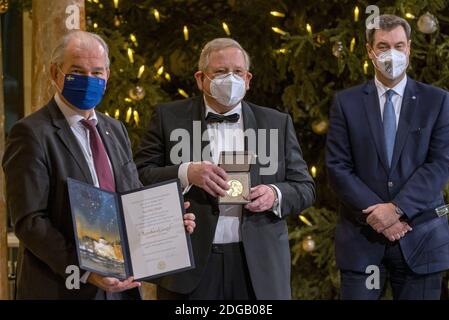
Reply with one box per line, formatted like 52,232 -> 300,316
50,30 -> 110,68
198,38 -> 250,71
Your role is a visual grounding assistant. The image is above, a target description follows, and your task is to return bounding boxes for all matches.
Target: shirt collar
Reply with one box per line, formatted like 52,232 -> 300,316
374,74 -> 408,98
203,97 -> 242,119
54,93 -> 98,128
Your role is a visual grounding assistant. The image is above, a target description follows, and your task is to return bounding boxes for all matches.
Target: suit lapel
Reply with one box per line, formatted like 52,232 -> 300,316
190,97 -> 217,206
242,101 -> 261,187
363,80 -> 389,172
390,78 -> 419,171
188,97 -> 211,162
48,99 -> 93,184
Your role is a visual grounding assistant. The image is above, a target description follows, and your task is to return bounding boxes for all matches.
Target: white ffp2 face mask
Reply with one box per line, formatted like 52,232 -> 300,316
372,49 -> 408,80
206,73 -> 247,107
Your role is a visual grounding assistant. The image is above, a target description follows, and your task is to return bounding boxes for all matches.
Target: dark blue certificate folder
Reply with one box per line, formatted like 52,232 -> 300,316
67,178 -> 195,281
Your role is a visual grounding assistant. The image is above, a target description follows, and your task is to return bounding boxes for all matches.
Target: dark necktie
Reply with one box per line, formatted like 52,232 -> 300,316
205,112 -> 240,124
383,89 -> 397,167
80,119 -> 115,192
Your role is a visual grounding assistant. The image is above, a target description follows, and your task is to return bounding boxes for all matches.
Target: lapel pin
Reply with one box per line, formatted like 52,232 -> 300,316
106,131 -> 110,135
412,96 -> 416,100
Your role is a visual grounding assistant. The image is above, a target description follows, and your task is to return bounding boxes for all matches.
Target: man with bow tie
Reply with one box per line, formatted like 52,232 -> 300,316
134,38 -> 315,300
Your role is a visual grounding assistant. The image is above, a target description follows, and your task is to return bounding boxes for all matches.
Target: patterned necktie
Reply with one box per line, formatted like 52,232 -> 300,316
205,112 -> 240,124
383,89 -> 397,167
80,119 -> 115,192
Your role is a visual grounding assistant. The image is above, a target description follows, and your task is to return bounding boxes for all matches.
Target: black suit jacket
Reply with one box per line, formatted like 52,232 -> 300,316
134,96 -> 315,299
2,99 -> 142,299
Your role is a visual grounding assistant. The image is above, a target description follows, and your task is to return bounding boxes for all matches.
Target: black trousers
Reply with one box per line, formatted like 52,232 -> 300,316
94,287 -> 142,300
158,242 -> 256,300
340,241 -> 443,300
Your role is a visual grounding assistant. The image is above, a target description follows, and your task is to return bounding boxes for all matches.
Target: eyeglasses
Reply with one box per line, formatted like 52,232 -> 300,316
205,70 -> 247,79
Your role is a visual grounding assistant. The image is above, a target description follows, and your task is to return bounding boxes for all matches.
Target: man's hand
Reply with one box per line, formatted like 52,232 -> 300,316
244,185 -> 276,213
187,161 -> 229,197
183,201 -> 196,234
363,203 -> 400,233
87,273 -> 141,293
382,221 -> 413,242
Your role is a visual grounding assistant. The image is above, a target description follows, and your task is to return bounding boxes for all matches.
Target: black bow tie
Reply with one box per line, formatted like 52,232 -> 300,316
205,112 -> 240,124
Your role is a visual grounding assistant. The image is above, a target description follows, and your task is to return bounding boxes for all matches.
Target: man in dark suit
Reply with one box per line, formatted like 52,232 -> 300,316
2,30 -> 195,299
326,14 -> 449,300
134,38 -> 315,300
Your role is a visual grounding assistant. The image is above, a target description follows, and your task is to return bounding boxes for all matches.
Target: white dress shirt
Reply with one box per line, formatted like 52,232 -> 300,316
205,103 -> 244,244
178,99 -> 282,244
55,93 -> 114,282
375,75 -> 408,126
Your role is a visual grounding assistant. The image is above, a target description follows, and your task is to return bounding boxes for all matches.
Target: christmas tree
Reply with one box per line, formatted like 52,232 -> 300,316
84,0 -> 449,299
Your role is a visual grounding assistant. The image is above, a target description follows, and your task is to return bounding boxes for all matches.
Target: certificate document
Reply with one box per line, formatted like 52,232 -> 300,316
67,178 -> 194,281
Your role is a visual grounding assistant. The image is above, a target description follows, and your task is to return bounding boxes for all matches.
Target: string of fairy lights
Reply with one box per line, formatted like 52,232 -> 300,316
87,0 -> 236,127
87,1 -> 440,251
270,6 -> 438,73
88,0 -> 439,108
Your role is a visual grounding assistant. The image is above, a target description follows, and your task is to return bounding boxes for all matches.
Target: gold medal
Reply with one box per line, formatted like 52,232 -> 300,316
227,179 -> 243,197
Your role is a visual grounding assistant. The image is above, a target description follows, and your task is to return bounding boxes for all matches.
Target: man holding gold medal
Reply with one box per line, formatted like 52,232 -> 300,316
134,38 -> 315,300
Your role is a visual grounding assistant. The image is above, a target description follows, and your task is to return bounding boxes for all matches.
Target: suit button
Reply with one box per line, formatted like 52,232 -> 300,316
388,181 -> 394,188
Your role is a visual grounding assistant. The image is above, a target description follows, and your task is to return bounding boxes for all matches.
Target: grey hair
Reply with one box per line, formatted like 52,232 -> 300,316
366,14 -> 411,47
198,38 -> 251,71
50,30 -> 110,68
